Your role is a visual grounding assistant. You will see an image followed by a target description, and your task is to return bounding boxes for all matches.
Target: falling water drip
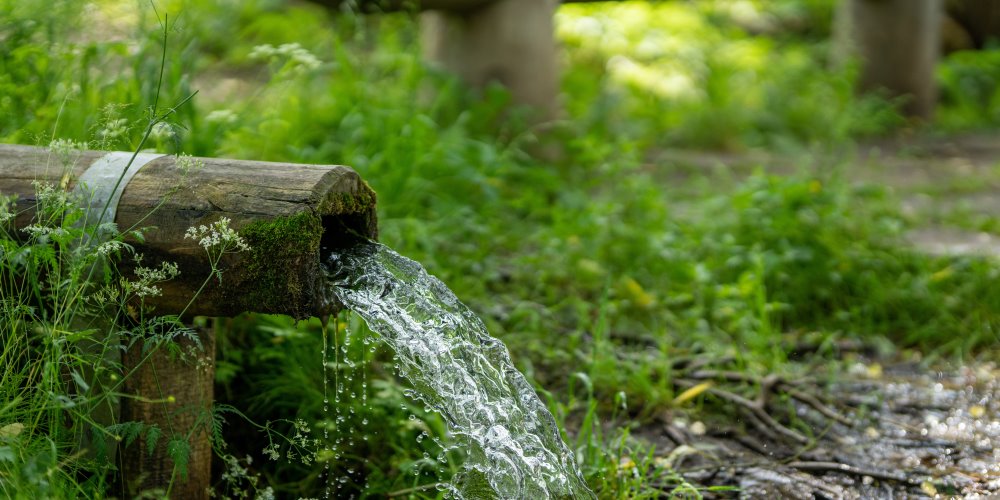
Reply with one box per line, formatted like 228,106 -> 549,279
324,241 -> 595,499
321,318 -> 332,499
333,320 -> 344,494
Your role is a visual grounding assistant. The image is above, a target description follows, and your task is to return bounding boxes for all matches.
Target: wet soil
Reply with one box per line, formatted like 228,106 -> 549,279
639,360 -> 1000,498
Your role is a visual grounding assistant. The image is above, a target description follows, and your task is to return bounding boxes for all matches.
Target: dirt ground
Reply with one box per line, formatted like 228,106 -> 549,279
643,358 -> 1000,498
640,133 -> 1000,498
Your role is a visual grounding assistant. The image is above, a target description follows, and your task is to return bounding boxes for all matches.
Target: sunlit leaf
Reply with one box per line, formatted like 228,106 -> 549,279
673,382 -> 713,406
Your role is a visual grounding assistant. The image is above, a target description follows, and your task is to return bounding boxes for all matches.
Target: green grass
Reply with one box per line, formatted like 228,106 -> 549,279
2,0 -> 1000,498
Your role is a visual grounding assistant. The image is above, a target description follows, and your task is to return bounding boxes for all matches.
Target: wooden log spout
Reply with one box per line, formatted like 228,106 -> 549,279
1,143 -> 378,319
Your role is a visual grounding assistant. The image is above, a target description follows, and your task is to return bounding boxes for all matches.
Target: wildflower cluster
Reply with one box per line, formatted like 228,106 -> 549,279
212,454 -> 273,500
122,259 -> 180,298
94,104 -> 132,148
175,153 -> 204,175
205,109 -> 238,125
100,118 -> 130,140
149,121 -> 175,143
48,138 -> 87,168
261,419 -> 316,466
21,224 -> 67,239
95,239 -> 127,256
248,43 -> 322,75
184,218 -> 251,254
31,181 -> 72,213
0,195 -> 13,225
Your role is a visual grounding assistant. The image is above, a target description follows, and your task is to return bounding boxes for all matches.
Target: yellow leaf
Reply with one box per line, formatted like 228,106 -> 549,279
866,363 -> 883,379
930,267 -> 953,283
673,382 -> 714,406
617,457 -> 636,471
920,481 -> 937,496
622,277 -> 655,309
970,405 -> 985,419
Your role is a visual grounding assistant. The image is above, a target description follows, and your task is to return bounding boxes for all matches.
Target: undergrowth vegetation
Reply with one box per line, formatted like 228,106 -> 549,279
2,0 -> 999,497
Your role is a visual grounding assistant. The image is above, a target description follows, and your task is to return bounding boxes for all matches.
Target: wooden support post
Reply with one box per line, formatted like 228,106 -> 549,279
120,326 -> 215,499
835,0 -> 943,120
421,0 -> 561,121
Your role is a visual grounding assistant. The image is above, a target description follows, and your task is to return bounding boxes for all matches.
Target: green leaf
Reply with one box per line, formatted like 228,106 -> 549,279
145,425 -> 162,456
166,436 -> 191,480
70,370 -> 90,392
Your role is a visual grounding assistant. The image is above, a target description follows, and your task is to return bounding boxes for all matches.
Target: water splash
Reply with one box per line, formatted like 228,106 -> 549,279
325,241 -> 594,499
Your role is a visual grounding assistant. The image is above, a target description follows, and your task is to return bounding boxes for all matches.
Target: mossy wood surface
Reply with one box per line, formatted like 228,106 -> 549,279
0,143 -> 377,318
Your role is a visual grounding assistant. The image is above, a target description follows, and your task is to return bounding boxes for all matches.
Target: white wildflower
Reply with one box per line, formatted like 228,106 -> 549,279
32,181 -> 71,209
184,217 -> 251,253
255,486 -> 274,500
205,109 -> 238,125
0,196 -> 16,224
248,44 -> 277,60
176,153 -> 204,175
126,260 -> 180,298
149,122 -> 174,142
250,42 -> 322,74
21,224 -> 54,237
96,239 -> 125,255
48,138 -> 87,167
99,118 -> 130,140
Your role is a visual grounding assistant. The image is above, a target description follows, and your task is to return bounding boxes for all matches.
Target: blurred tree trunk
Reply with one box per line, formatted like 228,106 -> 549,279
835,0 -> 942,120
420,0 -> 560,121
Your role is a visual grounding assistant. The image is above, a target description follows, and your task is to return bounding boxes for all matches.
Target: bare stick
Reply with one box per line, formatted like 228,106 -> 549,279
787,460 -> 916,484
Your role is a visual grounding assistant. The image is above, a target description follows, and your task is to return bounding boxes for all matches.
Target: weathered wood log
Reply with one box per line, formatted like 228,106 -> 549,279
834,0 -> 942,120
1,143 -> 377,319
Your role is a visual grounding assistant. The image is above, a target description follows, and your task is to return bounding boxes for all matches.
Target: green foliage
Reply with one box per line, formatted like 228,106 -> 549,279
3,0 -> 1000,497
166,436 -> 191,480
938,48 -> 1000,128
557,2 -> 901,152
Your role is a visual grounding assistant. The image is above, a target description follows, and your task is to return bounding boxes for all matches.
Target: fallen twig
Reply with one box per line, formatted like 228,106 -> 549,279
780,384 -> 853,426
676,379 -> 810,444
787,460 -> 916,484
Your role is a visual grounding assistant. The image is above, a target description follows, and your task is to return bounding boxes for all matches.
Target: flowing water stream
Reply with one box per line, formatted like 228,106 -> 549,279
324,241 -> 595,499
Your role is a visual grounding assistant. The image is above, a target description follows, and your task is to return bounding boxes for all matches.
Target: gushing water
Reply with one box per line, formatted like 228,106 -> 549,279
324,241 -> 595,499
